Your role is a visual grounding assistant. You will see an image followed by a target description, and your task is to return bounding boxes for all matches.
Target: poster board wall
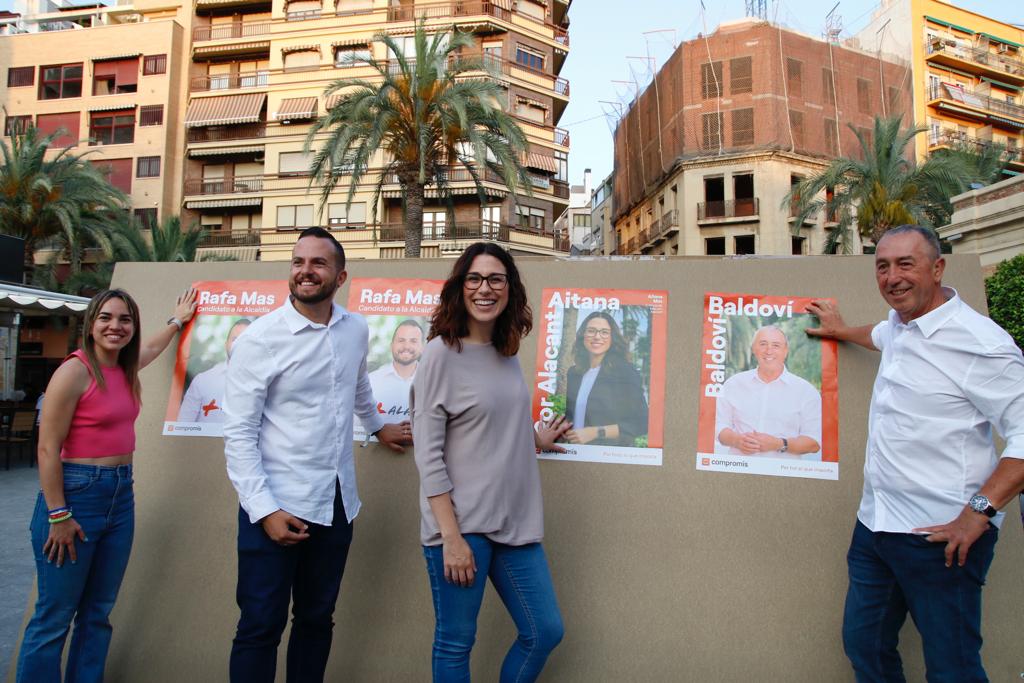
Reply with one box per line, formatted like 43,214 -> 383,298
9,255 -> 1023,682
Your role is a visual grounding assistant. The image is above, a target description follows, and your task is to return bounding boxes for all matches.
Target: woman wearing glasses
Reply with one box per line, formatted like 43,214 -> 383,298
564,311 -> 649,447
412,242 -> 570,683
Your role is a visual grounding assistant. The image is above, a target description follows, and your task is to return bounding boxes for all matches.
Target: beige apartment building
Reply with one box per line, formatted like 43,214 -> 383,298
1,0 -> 572,260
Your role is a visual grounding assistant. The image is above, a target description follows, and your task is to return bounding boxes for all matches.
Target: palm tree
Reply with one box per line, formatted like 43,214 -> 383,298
786,116 -> 972,254
0,124 -> 127,268
306,21 -> 531,257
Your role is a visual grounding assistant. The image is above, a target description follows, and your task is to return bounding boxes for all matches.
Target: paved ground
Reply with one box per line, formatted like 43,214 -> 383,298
0,463 -> 40,679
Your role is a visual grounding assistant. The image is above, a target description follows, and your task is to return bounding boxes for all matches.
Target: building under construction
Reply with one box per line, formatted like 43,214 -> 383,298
612,18 -> 911,256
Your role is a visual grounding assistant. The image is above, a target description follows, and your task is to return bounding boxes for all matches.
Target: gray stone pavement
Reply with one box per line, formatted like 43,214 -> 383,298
0,463 -> 40,679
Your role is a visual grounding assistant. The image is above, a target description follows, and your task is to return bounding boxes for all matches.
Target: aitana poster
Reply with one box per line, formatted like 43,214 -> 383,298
163,280 -> 289,437
532,288 -> 668,466
696,292 -> 839,480
347,277 -> 443,440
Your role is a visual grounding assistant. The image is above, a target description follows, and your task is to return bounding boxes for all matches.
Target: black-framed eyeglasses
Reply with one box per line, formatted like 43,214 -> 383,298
464,273 -> 508,290
584,327 -> 611,339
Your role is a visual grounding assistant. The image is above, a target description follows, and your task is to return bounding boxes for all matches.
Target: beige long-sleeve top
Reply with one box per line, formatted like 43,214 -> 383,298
411,336 -> 544,546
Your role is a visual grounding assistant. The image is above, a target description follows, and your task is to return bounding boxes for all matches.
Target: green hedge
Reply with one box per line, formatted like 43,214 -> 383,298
986,253 -> 1024,350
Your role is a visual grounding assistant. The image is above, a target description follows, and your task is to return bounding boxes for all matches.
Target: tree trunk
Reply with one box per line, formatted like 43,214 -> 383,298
404,179 -> 425,258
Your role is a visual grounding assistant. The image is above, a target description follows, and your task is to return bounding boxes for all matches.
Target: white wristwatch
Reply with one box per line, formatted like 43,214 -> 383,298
166,316 -> 184,331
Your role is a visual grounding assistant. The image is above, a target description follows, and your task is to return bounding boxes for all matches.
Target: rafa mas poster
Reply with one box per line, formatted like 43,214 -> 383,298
347,277 -> 443,441
696,292 -> 839,480
163,280 -> 289,437
532,288 -> 668,466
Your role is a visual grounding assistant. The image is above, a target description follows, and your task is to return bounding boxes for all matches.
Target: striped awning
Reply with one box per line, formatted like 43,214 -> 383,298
88,103 -> 137,113
196,246 -> 259,261
331,38 -> 370,47
383,186 -> 507,199
194,41 -> 270,57
185,197 -> 263,209
92,53 -> 141,61
281,43 -> 319,55
189,145 -> 264,157
516,95 -> 548,109
184,93 -> 266,127
274,97 -> 318,121
326,94 -> 343,109
990,115 -> 1024,129
522,153 -> 558,173
0,284 -> 89,315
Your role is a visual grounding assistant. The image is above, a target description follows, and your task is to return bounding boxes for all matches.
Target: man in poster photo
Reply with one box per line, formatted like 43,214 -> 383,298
178,318 -> 251,423
223,227 -> 410,683
807,225 -> 1024,682
714,325 -> 822,459
365,319 -> 423,423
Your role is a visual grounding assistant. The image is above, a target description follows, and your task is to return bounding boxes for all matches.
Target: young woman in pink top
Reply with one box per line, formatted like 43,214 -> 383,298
17,287 -> 196,683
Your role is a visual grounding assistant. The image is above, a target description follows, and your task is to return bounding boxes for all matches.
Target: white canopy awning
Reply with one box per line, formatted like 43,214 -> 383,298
0,284 -> 90,315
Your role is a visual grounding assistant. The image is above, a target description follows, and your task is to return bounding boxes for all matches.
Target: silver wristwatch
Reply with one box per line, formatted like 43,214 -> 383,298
968,494 -> 996,518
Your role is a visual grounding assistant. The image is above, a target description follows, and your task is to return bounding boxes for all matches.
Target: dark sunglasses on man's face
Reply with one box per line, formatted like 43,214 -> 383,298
464,273 -> 508,290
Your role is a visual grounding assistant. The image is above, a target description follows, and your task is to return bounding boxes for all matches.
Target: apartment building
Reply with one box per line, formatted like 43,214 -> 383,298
612,19 -> 911,256
854,0 -> 1023,176
554,167 -> 591,254
588,171 -> 612,255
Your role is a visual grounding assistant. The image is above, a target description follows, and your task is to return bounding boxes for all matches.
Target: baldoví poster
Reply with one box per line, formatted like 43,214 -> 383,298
532,288 -> 668,466
696,292 -> 839,480
163,280 -> 289,437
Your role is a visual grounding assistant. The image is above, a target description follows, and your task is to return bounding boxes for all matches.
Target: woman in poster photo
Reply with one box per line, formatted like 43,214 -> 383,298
17,288 -> 196,683
564,311 -> 649,448
412,242 -> 569,683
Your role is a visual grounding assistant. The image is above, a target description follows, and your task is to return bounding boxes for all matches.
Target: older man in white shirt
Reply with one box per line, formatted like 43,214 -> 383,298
808,225 -> 1024,683
715,325 -> 822,459
223,227 -> 409,683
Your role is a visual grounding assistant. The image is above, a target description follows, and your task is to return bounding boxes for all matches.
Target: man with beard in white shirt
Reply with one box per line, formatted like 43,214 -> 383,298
223,227 -> 411,683
364,319 -> 422,426
807,224 -> 1024,683
178,317 -> 251,423
715,325 -> 822,459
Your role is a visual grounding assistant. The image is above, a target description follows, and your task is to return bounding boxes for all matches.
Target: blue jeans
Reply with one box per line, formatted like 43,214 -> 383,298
17,463 -> 135,683
230,480 -> 352,683
423,535 -> 564,683
842,519 -> 998,683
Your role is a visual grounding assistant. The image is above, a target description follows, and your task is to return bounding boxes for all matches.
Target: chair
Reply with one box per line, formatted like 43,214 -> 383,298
1,410 -> 37,470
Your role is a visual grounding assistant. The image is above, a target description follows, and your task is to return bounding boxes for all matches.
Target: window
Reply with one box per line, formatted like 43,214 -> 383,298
39,63 -> 83,100
887,86 -> 902,115
824,118 -> 838,156
514,96 -> 546,124
515,45 -> 544,72
134,208 -> 158,229
789,110 -> 804,149
734,234 -> 755,255
731,108 -> 753,147
136,156 -> 160,178
92,58 -> 138,96
283,50 -> 320,72
703,176 -> 724,218
701,112 -> 723,151
139,105 -> 164,126
554,150 -> 568,183
286,0 -> 322,19
35,112 -> 80,147
327,202 -> 367,227
279,151 -> 314,176
4,115 -> 31,136
423,211 -> 446,239
857,78 -> 871,115
143,54 -> 167,75
7,67 -> 33,88
705,236 -> 726,255
822,67 -> 835,104
334,45 -> 371,68
517,0 -> 545,21
515,205 -> 545,231
91,158 -> 133,193
730,56 -> 752,95
701,61 -> 722,99
277,204 -> 315,228
791,235 -> 805,255
786,58 -> 802,98
89,110 -> 135,145
573,214 -> 591,227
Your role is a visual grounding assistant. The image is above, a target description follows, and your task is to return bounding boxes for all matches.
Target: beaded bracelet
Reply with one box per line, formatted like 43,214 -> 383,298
48,507 -> 73,524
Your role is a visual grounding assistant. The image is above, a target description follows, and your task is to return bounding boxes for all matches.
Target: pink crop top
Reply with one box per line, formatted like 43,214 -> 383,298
60,350 -> 140,459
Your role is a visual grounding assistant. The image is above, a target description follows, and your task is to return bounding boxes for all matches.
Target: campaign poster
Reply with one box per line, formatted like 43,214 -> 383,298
532,288 -> 668,466
163,280 -> 289,437
696,292 -> 839,480
347,277 -> 443,441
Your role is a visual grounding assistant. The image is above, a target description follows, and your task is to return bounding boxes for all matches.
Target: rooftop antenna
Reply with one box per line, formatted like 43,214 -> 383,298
824,2 -> 842,43
746,0 -> 767,21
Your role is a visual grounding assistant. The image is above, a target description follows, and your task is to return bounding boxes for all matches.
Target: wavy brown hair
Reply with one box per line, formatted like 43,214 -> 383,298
80,289 -> 142,402
428,242 -> 532,356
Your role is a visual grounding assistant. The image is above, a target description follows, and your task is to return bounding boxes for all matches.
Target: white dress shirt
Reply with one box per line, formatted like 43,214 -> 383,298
714,368 -> 823,458
860,288 -> 1024,533
223,298 -> 385,526
178,362 -> 227,422
364,362 -> 415,425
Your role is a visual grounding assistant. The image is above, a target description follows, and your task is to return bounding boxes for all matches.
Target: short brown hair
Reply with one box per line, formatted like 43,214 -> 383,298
428,243 -> 532,356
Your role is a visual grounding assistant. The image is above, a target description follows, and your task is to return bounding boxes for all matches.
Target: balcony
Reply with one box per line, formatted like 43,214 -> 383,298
926,37 -> 1024,85
386,53 -> 569,100
554,127 -> 570,147
387,0 -> 512,23
286,8 -> 321,20
640,209 -> 679,249
184,175 -> 265,196
927,84 -> 1024,127
199,229 -> 261,248
187,123 -> 267,143
551,179 -> 569,200
929,129 -> 1023,167
698,198 -> 760,222
191,71 -> 269,93
193,21 -> 271,42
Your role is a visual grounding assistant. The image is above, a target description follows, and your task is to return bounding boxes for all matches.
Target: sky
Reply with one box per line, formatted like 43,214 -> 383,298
560,0 -> 1021,187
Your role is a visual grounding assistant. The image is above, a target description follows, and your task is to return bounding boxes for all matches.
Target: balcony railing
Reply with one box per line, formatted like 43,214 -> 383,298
191,71 -> 269,92
265,221 -> 568,251
199,230 -> 261,248
554,127 -> 570,147
386,53 -> 569,97
187,123 -> 266,143
192,21 -> 271,41
554,26 -> 568,48
184,175 -> 264,195
929,129 -> 1022,164
698,198 -> 760,221
551,179 -> 569,199
926,37 -> 1024,79
643,209 -> 678,245
286,8 -> 321,20
387,0 -> 512,23
928,84 -> 1024,121
384,166 -> 505,185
